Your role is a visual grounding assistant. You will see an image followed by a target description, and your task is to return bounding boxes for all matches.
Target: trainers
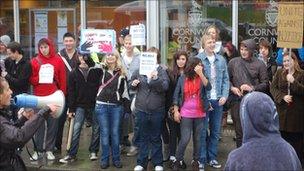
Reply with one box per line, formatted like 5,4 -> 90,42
208,160 -> 221,168
46,151 -> 55,160
199,163 -> 205,171
59,155 -> 76,164
30,151 -> 40,161
179,160 -> 187,169
89,152 -> 98,161
169,156 -> 177,169
127,146 -> 138,156
134,165 -> 144,171
155,165 -> 163,171
191,160 -> 199,171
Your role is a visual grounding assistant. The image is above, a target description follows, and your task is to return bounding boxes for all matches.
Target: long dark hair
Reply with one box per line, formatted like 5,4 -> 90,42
184,57 -> 202,80
172,50 -> 188,78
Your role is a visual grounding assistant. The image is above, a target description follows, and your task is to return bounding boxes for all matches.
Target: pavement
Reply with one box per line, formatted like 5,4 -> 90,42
21,123 -> 236,171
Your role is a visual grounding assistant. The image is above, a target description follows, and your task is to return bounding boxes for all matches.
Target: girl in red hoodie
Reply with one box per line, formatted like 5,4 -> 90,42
29,38 -> 66,161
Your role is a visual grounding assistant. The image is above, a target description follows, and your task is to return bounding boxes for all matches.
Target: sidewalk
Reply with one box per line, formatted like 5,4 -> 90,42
22,124 -> 236,171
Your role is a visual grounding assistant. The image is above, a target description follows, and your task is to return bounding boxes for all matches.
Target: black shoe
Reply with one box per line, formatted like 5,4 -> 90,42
100,163 -> 109,169
113,162 -> 122,168
179,160 -> 187,169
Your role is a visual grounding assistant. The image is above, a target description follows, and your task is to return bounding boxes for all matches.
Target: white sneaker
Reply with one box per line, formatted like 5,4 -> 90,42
155,165 -> 163,171
89,152 -> 98,161
30,151 -> 40,161
46,151 -> 55,160
127,146 -> 138,156
134,165 -> 144,171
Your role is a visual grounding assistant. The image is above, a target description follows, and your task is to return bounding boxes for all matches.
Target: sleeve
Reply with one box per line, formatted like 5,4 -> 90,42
57,58 -> 67,95
221,60 -> 230,98
228,59 -> 235,88
29,58 -> 40,86
172,77 -> 182,107
290,71 -> 304,96
129,69 -> 140,90
148,68 -> 169,93
67,72 -> 77,113
253,63 -> 269,92
5,61 -> 32,91
270,69 -> 286,104
0,107 -> 50,149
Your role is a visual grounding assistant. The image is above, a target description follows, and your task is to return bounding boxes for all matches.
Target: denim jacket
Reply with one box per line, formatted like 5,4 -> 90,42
197,52 -> 230,99
172,74 -> 211,112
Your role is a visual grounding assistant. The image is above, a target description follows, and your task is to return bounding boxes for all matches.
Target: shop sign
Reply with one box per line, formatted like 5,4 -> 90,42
277,3 -> 304,48
130,24 -> 146,46
79,29 -> 116,54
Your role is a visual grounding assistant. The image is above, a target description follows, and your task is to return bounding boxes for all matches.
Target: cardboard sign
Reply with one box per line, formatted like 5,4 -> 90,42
277,3 -> 304,48
79,29 -> 116,54
130,24 -> 146,46
139,52 -> 157,76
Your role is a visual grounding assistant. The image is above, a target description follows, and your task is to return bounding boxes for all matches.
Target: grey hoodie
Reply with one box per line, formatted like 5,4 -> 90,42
224,92 -> 302,171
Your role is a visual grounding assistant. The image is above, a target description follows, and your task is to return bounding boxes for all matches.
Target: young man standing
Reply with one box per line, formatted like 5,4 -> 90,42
197,34 -> 229,169
228,39 -> 268,148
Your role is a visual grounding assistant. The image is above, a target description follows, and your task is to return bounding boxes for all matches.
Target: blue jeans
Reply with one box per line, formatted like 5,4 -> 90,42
95,103 -> 122,165
200,99 -> 223,164
89,110 -> 100,153
136,110 -> 164,168
68,107 -> 96,156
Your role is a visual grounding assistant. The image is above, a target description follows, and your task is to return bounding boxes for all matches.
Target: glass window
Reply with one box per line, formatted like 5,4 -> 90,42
160,0 -> 232,65
19,0 -> 80,58
86,0 -> 146,51
238,0 -> 278,58
0,1 -> 14,40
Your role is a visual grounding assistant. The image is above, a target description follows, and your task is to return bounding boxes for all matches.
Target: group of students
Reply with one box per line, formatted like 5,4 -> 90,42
0,23 -> 303,171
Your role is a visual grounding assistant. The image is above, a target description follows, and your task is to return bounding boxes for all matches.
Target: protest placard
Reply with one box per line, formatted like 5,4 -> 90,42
130,24 -> 146,46
79,29 -> 116,54
277,3 -> 304,48
139,52 -> 157,76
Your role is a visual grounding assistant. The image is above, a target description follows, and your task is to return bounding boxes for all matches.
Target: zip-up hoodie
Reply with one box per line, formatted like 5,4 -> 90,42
29,38 -> 66,96
224,92 -> 302,171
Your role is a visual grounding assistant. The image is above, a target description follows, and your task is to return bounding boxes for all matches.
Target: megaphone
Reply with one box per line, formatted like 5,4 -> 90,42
14,90 -> 65,118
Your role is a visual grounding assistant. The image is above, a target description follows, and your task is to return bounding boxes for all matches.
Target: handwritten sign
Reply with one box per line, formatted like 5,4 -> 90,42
277,3 -> 304,48
79,29 -> 116,54
139,52 -> 157,76
130,24 -> 146,46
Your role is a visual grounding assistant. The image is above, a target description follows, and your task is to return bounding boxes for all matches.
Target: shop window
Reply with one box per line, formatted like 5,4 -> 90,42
0,1 -> 14,40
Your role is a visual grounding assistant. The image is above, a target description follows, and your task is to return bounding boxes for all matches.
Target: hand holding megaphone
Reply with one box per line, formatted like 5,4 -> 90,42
47,104 -> 60,118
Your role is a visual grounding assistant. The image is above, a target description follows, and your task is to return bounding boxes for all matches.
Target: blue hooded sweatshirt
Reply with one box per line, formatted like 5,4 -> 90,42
224,92 -> 302,171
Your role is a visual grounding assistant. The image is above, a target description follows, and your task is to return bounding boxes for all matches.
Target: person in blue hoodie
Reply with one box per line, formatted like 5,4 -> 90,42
224,92 -> 302,171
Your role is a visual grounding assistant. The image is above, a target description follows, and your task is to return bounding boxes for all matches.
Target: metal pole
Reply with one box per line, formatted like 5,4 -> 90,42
80,0 -> 86,29
13,0 -> 20,42
232,0 -> 238,48
146,0 -> 159,49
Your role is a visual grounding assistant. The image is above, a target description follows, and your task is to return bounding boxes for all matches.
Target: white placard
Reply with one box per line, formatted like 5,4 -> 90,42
139,52 -> 157,76
57,11 -> 67,27
79,29 -> 116,54
39,64 -> 54,84
130,24 -> 146,46
34,12 -> 48,33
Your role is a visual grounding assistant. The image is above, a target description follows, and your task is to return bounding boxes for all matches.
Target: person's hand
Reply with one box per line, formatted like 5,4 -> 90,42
283,95 -> 293,103
47,104 -> 60,118
194,64 -> 204,76
286,74 -> 295,83
174,110 -> 181,123
150,70 -> 158,80
219,97 -> 227,106
240,84 -> 253,94
67,112 -> 75,118
18,108 -> 34,120
1,71 -> 7,77
231,87 -> 243,97
131,79 -> 140,87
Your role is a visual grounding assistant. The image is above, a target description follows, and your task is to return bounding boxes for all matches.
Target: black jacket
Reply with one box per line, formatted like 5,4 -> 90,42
68,67 -> 101,113
4,57 -> 31,97
0,107 -> 50,171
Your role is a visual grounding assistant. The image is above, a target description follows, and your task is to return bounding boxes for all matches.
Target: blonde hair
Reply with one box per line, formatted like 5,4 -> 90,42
103,50 -> 127,76
205,25 -> 220,41
200,33 -> 215,49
